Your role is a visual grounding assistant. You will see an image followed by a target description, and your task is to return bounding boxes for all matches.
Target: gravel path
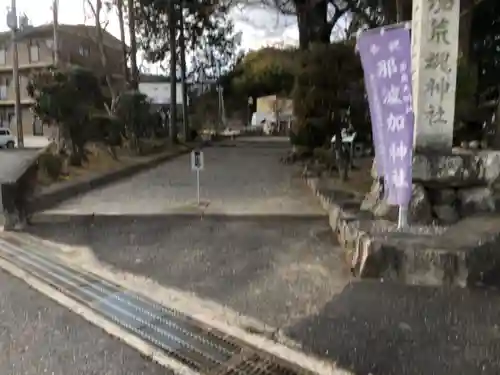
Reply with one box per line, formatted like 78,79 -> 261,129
43,140 -> 323,216
0,269 -> 169,375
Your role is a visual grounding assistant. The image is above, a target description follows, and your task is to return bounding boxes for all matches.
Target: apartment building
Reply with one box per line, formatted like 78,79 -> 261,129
0,23 -> 125,137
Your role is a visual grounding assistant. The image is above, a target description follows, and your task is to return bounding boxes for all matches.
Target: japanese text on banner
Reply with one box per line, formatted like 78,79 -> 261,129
359,26 -> 415,206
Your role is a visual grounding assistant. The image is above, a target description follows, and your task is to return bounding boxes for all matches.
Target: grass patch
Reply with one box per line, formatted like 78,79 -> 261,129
37,139 -> 183,188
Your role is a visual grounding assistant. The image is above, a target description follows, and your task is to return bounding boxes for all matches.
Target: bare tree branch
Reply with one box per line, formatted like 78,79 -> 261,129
461,0 -> 487,18
84,0 -> 118,113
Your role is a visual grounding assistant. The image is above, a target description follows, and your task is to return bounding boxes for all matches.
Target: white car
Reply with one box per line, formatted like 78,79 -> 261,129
221,128 -> 240,138
0,128 -> 16,148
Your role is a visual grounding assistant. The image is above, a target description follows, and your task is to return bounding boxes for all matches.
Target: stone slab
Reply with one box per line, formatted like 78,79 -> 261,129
303,166 -> 500,287
0,149 -> 43,184
371,150 -> 500,187
413,151 -> 500,187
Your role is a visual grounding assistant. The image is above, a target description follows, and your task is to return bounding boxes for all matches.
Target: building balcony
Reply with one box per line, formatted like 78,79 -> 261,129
0,61 -> 53,73
0,98 -> 35,106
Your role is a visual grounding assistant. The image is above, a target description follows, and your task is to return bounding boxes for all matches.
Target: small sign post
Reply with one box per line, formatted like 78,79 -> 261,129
191,149 -> 204,204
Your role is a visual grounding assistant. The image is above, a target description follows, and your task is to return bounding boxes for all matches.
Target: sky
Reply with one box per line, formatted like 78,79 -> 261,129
0,0 -> 299,51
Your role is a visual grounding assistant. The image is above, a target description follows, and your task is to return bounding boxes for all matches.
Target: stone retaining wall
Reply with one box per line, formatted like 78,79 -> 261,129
303,166 -> 500,287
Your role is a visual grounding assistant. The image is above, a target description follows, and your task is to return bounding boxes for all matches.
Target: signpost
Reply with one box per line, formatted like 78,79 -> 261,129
191,149 -> 204,204
358,23 -> 415,229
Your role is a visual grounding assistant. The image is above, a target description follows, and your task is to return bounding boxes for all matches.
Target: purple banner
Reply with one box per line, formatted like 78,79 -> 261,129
357,25 -> 414,206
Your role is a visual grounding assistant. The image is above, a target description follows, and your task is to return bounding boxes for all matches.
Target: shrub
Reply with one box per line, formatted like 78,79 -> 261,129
292,42 -> 363,149
115,90 -> 154,141
38,153 -> 63,180
87,114 -> 124,147
289,117 -> 330,148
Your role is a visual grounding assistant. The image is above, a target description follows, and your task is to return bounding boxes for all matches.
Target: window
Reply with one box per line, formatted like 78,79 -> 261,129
78,44 -> 90,57
0,110 -> 12,128
0,78 -> 8,100
29,41 -> 40,62
0,47 -> 6,65
33,117 -> 43,136
0,130 -> 6,135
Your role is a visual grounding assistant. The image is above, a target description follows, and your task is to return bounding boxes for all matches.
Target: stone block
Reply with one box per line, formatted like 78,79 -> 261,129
360,178 -> 383,212
458,187 -> 496,215
412,151 -> 500,187
361,181 -> 432,225
478,150 -> 500,185
410,184 -> 433,225
430,188 -> 457,205
433,205 -> 460,224
0,150 -> 42,184
370,151 -> 500,187
412,153 -> 482,186
342,216 -> 500,287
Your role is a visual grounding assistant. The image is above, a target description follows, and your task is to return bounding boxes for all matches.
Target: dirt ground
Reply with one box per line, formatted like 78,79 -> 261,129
330,157 -> 373,195
37,141 -> 187,189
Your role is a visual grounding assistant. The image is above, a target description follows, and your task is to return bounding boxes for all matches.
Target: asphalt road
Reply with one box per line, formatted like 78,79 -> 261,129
25,138 -> 500,375
0,268 -> 169,375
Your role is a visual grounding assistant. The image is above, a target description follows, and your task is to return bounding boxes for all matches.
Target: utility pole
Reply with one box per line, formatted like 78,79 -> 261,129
168,0 -> 178,143
52,0 -> 59,64
178,0 -> 189,141
7,0 -> 23,148
52,0 -> 61,150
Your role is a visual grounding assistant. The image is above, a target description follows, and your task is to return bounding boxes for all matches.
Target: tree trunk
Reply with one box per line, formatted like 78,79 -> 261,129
295,0 -> 329,49
116,0 -> 129,83
179,1 -> 190,141
168,0 -> 178,144
90,0 -> 117,107
459,0 -> 473,60
493,93 -> 500,150
127,0 -> 139,89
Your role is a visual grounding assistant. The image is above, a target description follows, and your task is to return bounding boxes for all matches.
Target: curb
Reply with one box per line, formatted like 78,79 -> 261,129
302,173 -> 378,278
31,146 -> 193,213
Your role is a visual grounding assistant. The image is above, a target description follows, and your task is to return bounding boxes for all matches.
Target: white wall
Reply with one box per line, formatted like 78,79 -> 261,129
138,82 -> 185,105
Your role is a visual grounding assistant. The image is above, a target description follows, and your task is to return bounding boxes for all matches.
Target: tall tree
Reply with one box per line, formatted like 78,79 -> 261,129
471,0 -> 500,147
188,15 -> 242,83
27,68 -> 104,164
229,47 -> 296,98
250,0 -> 383,49
168,0 -> 178,143
84,0 -> 119,112
115,0 -> 129,82
135,0 -> 239,72
178,0 -> 189,140
128,0 -> 139,88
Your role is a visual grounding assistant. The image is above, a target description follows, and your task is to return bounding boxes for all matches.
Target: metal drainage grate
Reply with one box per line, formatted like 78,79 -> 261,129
0,237 -> 315,375
0,238 -> 239,372
211,352 -> 306,375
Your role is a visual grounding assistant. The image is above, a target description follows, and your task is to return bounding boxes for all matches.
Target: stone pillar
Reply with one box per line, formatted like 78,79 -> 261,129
411,0 -> 460,153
